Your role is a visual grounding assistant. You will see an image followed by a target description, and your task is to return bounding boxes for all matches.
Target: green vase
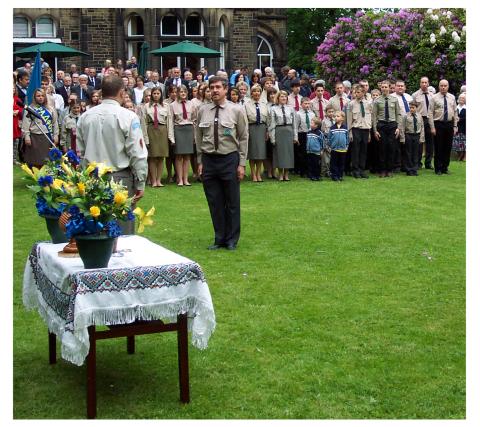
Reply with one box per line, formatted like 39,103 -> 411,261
44,215 -> 68,244
75,234 -> 115,269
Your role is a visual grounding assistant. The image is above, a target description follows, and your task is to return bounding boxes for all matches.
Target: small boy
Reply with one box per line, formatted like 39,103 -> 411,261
371,88 -> 381,100
306,117 -> 324,181
124,100 -> 136,112
60,101 -> 82,154
320,107 -> 336,177
295,97 -> 316,177
400,100 -> 425,176
328,111 -> 349,181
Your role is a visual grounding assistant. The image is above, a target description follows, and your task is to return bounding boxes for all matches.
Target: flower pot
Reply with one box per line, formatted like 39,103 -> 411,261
75,234 -> 115,269
44,215 -> 68,243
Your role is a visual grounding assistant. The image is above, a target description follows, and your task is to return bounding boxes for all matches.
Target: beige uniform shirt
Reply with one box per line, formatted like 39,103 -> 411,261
372,95 -> 402,132
400,112 -> 425,143
140,102 -> 175,145
428,92 -> 458,129
287,93 -> 302,112
169,99 -> 196,126
195,100 -> 249,166
311,97 -> 328,119
296,109 -> 316,133
268,104 -> 299,144
244,99 -> 269,124
326,94 -> 349,112
411,89 -> 433,117
346,99 -> 373,132
60,113 -> 80,148
76,99 -> 148,190
392,92 -> 413,116
21,105 -> 59,141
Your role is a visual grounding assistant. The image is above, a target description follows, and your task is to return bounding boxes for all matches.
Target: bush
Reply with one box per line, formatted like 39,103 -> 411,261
315,8 -> 466,93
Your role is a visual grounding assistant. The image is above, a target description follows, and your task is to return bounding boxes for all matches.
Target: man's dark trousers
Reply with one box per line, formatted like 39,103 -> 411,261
421,117 -> 433,168
202,151 -> 241,247
433,120 -> 454,173
404,133 -> 420,174
351,128 -> 369,175
377,121 -> 397,173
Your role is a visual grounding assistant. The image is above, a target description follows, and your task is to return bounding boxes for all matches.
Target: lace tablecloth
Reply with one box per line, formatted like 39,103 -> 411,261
23,235 -> 216,366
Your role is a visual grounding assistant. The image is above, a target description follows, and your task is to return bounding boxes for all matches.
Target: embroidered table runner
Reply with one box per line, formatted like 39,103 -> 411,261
23,235 -> 216,366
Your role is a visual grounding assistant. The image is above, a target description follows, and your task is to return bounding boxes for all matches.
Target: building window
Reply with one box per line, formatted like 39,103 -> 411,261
219,19 -> 225,38
219,42 -> 225,70
185,14 -> 204,37
128,14 -> 144,36
257,35 -> 273,69
127,41 -> 143,61
14,16 -> 30,38
161,15 -> 180,36
36,16 -> 55,38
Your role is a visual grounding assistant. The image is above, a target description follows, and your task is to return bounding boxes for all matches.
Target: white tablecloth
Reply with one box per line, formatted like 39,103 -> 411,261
23,235 -> 216,366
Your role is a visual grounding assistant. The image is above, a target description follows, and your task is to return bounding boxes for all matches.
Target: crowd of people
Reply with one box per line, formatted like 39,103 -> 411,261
13,57 -> 467,183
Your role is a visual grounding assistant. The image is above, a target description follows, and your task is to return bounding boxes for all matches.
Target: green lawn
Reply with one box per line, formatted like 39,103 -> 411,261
13,162 -> 466,419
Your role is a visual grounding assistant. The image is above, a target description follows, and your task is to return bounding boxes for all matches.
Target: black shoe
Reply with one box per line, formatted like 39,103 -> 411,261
435,171 -> 442,175
442,170 -> 450,175
226,244 -> 237,251
208,244 -> 224,250
360,173 -> 369,179
352,172 -> 360,179
425,165 -> 433,170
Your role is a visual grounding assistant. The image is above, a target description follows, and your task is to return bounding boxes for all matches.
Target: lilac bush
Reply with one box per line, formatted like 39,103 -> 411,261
315,8 -> 466,92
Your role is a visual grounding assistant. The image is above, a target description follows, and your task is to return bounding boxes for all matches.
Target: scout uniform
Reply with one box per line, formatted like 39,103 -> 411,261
346,98 -> 373,178
411,88 -> 434,168
295,107 -> 316,176
268,104 -> 298,169
427,91 -> 458,174
60,111 -> 81,152
400,110 -> 425,175
141,102 -> 175,158
372,94 -> 402,176
326,93 -> 349,113
169,99 -> 196,155
320,116 -> 336,177
311,96 -> 328,120
245,99 -> 269,160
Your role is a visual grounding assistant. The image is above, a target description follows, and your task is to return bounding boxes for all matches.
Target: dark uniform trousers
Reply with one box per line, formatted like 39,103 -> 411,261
377,121 -> 397,172
294,132 -> 308,176
202,151 -> 241,247
367,128 -> 379,173
433,120 -> 454,173
421,117 -> 433,168
351,128 -> 369,174
404,133 -> 420,174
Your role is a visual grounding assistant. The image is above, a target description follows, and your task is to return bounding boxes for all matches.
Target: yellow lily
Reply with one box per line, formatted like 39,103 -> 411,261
60,162 -> 73,176
85,162 -> 98,175
51,178 -> 67,191
21,164 -> 35,179
114,190 -> 128,206
133,206 -> 155,233
97,163 -> 114,177
77,182 -> 86,196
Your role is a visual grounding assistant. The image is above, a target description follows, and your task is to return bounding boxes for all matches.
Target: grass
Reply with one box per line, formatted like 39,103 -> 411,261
13,161 -> 466,419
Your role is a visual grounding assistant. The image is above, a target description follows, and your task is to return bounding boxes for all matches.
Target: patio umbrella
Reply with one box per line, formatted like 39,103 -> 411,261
149,40 -> 221,58
13,41 -> 89,57
137,41 -> 150,76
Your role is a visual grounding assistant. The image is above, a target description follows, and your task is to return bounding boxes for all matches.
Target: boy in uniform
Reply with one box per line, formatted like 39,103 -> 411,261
400,101 -> 425,176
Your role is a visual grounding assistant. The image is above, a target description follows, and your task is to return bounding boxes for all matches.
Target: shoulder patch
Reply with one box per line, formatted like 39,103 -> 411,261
132,121 -> 141,130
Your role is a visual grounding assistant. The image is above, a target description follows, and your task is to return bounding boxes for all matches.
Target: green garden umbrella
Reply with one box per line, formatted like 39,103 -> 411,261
13,41 -> 89,57
149,40 -> 221,58
137,41 -> 150,76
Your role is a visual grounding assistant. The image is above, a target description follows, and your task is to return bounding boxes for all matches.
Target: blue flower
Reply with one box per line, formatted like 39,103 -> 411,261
48,148 -> 63,162
38,175 -> 54,187
36,196 -> 63,218
127,210 -> 135,221
65,214 -> 86,238
105,220 -> 122,238
66,150 -> 80,166
68,205 -> 80,216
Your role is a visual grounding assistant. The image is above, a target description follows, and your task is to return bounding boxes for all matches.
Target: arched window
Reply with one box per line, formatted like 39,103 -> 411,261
186,14 -> 204,37
161,15 -> 180,36
36,16 -> 55,38
219,18 -> 227,70
257,35 -> 273,69
219,19 -> 225,38
128,14 -> 144,36
14,16 -> 30,38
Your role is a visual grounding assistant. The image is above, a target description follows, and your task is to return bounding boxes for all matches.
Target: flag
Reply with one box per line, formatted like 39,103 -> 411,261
26,49 -> 41,105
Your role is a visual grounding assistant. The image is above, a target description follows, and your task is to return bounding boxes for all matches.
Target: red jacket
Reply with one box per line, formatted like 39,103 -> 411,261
13,95 -> 23,139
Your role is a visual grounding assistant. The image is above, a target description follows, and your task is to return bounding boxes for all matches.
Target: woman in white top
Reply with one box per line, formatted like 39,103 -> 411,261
133,76 -> 146,105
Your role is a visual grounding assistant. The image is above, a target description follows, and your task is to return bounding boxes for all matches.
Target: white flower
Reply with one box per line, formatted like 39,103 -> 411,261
449,44 -> 454,50
446,11 -> 452,18
440,26 -> 447,35
430,33 -> 436,39
454,35 -> 461,43
432,15 -> 439,21
462,26 -> 466,33
452,31 -> 458,38
427,9 -> 433,14
430,37 -> 436,44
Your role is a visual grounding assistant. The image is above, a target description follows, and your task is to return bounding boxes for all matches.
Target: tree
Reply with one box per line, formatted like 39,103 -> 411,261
286,8 -> 359,74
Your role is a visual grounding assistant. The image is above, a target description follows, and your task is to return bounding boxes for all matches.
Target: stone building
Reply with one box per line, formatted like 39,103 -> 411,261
13,8 -> 287,77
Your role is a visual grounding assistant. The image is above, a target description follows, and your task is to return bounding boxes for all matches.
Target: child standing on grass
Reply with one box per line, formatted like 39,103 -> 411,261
320,106 -> 335,177
60,101 -> 82,154
295,97 -> 316,177
328,111 -> 349,181
400,101 -> 424,176
306,117 -> 324,181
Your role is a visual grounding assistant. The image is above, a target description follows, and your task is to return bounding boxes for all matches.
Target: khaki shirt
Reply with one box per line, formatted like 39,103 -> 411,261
170,99 -> 196,126
311,97 -> 328,119
140,102 -> 175,145
400,112 -> 425,143
268,104 -> 299,144
195,100 -> 249,166
346,99 -> 372,131
21,105 -> 59,141
392,92 -> 413,116
76,99 -> 148,190
428,92 -> 458,129
411,89 -> 433,117
326,94 -> 349,112
296,109 -> 316,133
321,117 -> 336,135
287,93 -> 302,111
60,113 -> 80,148
372,95 -> 402,132
244,99 -> 269,125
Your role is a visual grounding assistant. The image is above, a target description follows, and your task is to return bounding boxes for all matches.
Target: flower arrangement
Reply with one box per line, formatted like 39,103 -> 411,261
315,8 -> 465,92
22,147 -> 155,238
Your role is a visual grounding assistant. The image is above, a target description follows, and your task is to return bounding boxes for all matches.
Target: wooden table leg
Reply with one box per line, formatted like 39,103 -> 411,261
177,313 -> 190,403
48,332 -> 57,364
127,335 -> 135,354
86,325 -> 97,419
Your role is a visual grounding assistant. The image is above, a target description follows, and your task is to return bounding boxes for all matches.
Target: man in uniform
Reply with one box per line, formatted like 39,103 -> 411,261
428,79 -> 458,175
195,76 -> 249,251
76,75 -> 148,234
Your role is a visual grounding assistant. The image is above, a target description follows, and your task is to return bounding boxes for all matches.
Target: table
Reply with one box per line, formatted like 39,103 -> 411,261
23,235 -> 216,418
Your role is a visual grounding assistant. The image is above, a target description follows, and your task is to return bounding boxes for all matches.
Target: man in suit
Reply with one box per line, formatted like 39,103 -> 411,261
57,75 -> 74,106
165,67 -> 188,91
15,70 -> 30,107
54,70 -> 65,90
87,67 -> 102,90
72,74 -> 92,102
145,71 -> 165,97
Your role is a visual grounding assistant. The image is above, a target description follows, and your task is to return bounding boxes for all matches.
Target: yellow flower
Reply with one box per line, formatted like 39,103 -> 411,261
97,163 -> 113,177
85,162 -> 98,175
77,182 -> 86,196
21,164 -> 35,179
51,179 -> 67,191
61,162 -> 73,176
89,206 -> 101,218
114,191 -> 128,206
133,206 -> 155,233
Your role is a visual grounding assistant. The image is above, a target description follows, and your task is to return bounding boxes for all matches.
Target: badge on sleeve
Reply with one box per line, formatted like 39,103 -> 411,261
132,121 -> 141,130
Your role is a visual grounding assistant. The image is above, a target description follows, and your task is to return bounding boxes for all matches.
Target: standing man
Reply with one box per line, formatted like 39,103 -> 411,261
195,76 -> 249,251
165,67 -> 187,91
392,80 -> 413,171
87,67 -> 102,90
428,79 -> 458,175
76,75 -> 148,234
412,76 -> 434,169
145,71 -> 166,97
72,74 -> 92,101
